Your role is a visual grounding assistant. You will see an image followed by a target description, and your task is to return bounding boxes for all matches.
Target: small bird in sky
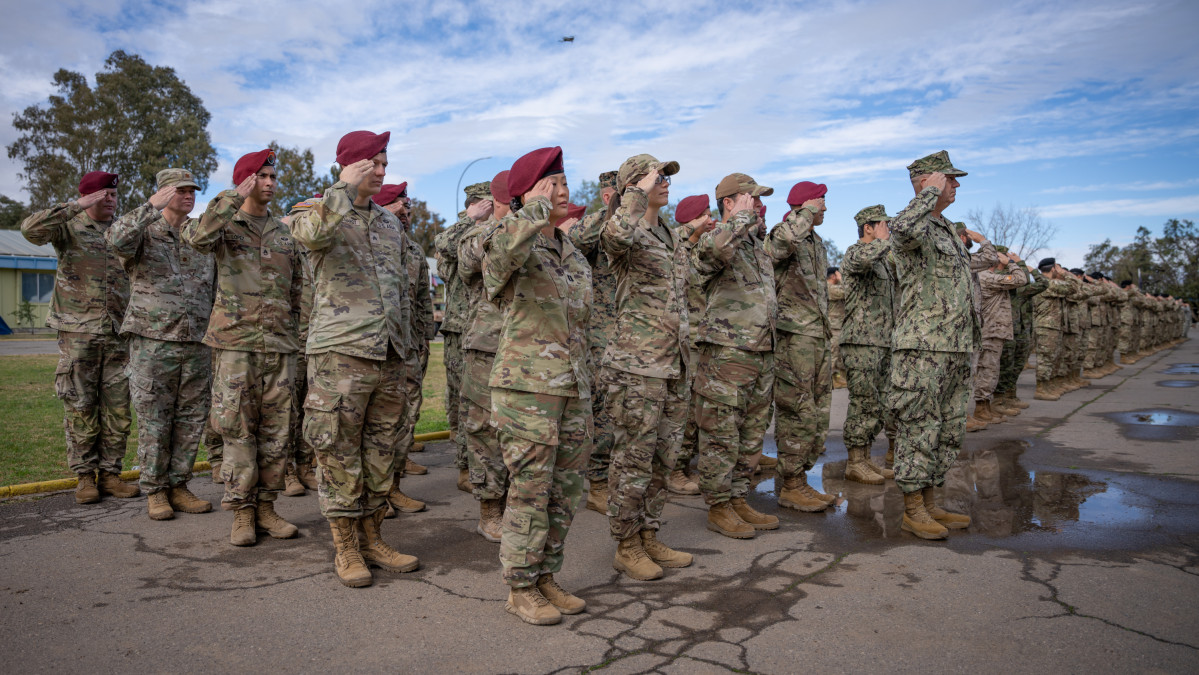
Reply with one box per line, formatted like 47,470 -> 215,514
560,36 -> 574,42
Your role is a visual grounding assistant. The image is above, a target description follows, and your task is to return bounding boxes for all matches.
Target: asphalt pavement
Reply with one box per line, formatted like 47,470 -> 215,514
1,336 -> 1197,673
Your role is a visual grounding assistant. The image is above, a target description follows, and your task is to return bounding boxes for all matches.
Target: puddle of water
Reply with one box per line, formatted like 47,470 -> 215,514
1164,363 -> 1199,374
1102,409 -> 1199,441
1157,380 -> 1199,388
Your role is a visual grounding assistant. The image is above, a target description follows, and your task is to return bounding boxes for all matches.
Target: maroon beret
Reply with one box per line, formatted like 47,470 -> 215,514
77,171 -> 119,195
372,182 -> 409,206
232,149 -> 276,185
786,181 -> 827,207
491,170 -> 511,204
508,146 -> 564,198
336,130 -> 390,166
675,195 -> 710,224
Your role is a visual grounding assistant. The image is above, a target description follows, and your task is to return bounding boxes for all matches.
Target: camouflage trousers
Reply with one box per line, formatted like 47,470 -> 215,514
461,349 -> 508,500
841,344 -> 894,449
586,346 -> 614,483
1059,331 -> 1082,379
830,328 -> 845,380
127,336 -> 211,493
211,349 -> 295,510
1117,322 -> 1136,356
1084,324 -> 1105,369
888,349 -> 971,494
491,387 -> 591,589
443,331 -> 466,470
972,337 -> 1005,402
54,331 -> 131,476
995,336 -> 1031,397
693,344 -> 774,505
1035,328 -> 1062,385
675,343 -> 702,473
603,369 -> 687,541
393,347 -> 428,483
288,351 -> 314,469
304,348 -> 408,519
773,332 -> 831,480
204,347 -> 223,463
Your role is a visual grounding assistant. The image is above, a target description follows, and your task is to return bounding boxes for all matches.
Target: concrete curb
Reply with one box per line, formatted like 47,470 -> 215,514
0,429 -> 452,498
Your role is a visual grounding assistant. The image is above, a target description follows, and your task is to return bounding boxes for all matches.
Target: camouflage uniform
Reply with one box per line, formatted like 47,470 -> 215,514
435,205 -> 478,471
483,196 -> 592,589
108,197 -> 215,493
887,176 -> 977,494
1032,274 -> 1076,386
21,201 -> 131,476
1117,284 -> 1140,357
973,260 -> 1028,401
290,182 -> 413,519
396,233 -> 434,477
1083,281 -> 1110,372
1061,278 -> 1087,380
690,207 -> 776,505
828,282 -> 846,382
601,185 -> 691,541
995,266 -> 1047,398
839,232 -> 896,449
182,190 -> 302,510
289,251 -> 316,471
765,204 -> 830,480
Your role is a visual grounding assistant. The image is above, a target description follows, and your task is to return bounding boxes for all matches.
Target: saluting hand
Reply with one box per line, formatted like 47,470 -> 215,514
526,176 -> 556,204
149,185 -> 177,211
1008,250 -> 1022,263
923,172 -> 949,193
339,159 -> 375,195
635,170 -> 659,193
963,228 -> 986,243
76,190 -> 108,209
801,197 -> 825,213
466,199 -> 494,222
234,171 -> 258,198
731,192 -> 755,216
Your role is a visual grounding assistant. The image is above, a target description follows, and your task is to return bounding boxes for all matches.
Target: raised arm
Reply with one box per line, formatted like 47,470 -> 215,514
602,186 -> 651,261
483,197 -> 551,301
888,187 -> 941,252
183,189 -> 244,254
840,238 -> 890,275
764,206 -> 816,261
290,182 -> 357,252
21,202 -> 80,248
689,207 -> 757,287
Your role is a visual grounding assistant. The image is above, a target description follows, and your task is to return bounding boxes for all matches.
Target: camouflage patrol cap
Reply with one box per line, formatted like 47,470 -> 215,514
995,245 -> 1009,254
598,171 -> 618,190
853,205 -> 890,228
954,221 -> 967,231
464,181 -> 493,204
156,168 -> 200,190
617,154 -> 679,192
907,150 -> 967,179
715,173 -> 774,201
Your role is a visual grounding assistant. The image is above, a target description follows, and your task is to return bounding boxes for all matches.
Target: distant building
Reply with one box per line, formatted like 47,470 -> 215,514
0,230 -> 56,331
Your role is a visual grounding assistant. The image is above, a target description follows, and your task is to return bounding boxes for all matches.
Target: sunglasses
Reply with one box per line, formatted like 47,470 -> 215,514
655,174 -> 671,186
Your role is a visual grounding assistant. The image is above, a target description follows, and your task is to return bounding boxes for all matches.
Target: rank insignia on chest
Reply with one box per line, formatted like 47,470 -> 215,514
261,248 -> 271,259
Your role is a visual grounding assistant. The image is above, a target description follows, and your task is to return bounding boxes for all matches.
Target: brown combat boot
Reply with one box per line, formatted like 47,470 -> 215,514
211,460 -> 224,484
75,472 -> 100,504
666,469 -> 700,495
992,398 -> 1021,417
506,586 -> 561,625
922,486 -> 971,529
387,480 -> 426,513
404,458 -> 427,475
410,441 -> 425,453
585,479 -> 609,515
614,534 -> 663,580
537,573 -> 586,614
706,501 -> 755,539
168,483 -> 213,513
147,491 -> 174,521
456,468 -> 471,493
1006,393 -> 1031,410
965,415 -> 988,432
862,452 -> 894,479
97,471 -> 140,499
901,491 -> 948,540
283,463 -> 306,497
730,497 -> 779,530
845,446 -> 884,485
757,454 -> 778,469
256,500 -> 299,539
777,475 -> 829,512
640,529 -> 693,567
297,463 -> 318,491
1034,382 -> 1060,401
230,507 -> 256,546
358,508 -> 420,572
975,400 -> 1004,423
329,517 -> 371,588
885,437 -> 895,467
477,498 -> 503,543
1081,368 -> 1103,380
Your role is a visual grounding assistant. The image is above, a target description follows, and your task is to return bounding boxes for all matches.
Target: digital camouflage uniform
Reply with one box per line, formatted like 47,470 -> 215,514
840,224 -> 896,450
973,260 -> 1028,401
1032,274 -> 1076,386
828,282 -> 846,382
601,183 -> 692,541
435,198 -> 482,471
1061,279 -> 1087,380
995,266 -> 1047,398
396,231 -> 434,481
1083,281 -> 1112,372
290,182 -> 413,520
108,195 -> 215,494
183,190 -> 302,510
887,180 -> 977,494
21,201 -> 131,477
483,196 -> 592,589
690,206 -> 776,505
289,250 -> 316,471
1117,284 -> 1141,358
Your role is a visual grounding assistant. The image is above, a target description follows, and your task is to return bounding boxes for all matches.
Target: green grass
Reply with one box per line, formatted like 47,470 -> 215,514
0,342 -> 450,486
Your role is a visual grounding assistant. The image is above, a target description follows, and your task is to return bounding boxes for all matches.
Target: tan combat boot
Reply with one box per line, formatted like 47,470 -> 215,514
585,479 -> 609,515
537,573 -> 586,614
358,509 -> 420,572
256,500 -> 299,539
965,415 -> 988,432
477,498 -> 503,543
283,463 -> 306,497
506,586 -> 561,625
901,491 -> 948,540
329,517 -> 371,588
404,458 -> 427,475
885,437 -> 895,467
97,471 -> 140,499
230,507 -> 256,546
387,480 -> 426,513
614,534 -> 664,580
985,400 -> 1007,422
862,452 -> 894,479
666,469 -> 700,495
75,472 -> 100,504
210,460 -> 224,484
845,447 -> 884,485
147,491 -> 174,520
1006,393 -> 1031,409
297,463 -> 319,491
168,483 -> 213,513
922,486 -> 971,529
640,529 -> 693,567
730,497 -> 779,530
1034,381 -> 1059,400
706,501 -> 755,539
757,454 -> 778,469
457,468 -> 471,493
778,475 -> 832,512
992,398 -> 1021,417
410,441 -> 425,453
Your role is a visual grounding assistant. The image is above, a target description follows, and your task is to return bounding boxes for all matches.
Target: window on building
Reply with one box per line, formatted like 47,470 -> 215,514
21,272 -> 53,303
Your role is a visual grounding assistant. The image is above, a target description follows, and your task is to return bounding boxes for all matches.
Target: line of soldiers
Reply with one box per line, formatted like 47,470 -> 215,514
23,141 -> 1192,628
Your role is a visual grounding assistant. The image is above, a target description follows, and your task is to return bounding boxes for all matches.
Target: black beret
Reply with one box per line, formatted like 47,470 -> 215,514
826,266 -> 840,276
1037,257 -> 1056,270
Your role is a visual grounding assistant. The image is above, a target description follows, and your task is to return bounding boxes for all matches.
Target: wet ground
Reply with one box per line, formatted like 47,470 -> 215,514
1,336 -> 1197,673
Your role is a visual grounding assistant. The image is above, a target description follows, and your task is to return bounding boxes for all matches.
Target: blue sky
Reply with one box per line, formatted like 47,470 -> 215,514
1,0 -> 1197,266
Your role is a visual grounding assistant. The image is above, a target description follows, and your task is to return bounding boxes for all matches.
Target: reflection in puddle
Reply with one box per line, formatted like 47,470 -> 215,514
1103,409 -> 1199,441
1164,363 -> 1199,374
1157,380 -> 1199,388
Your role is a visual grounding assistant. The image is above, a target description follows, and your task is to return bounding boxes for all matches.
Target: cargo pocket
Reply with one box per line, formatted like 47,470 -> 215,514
303,392 -> 341,454
499,509 -> 531,566
53,358 -> 78,406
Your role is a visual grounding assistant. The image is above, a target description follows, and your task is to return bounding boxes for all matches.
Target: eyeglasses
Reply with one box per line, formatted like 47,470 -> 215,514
655,174 -> 671,186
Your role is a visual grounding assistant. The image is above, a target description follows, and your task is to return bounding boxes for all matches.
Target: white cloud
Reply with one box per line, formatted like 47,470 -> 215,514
1040,194 -> 1199,219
